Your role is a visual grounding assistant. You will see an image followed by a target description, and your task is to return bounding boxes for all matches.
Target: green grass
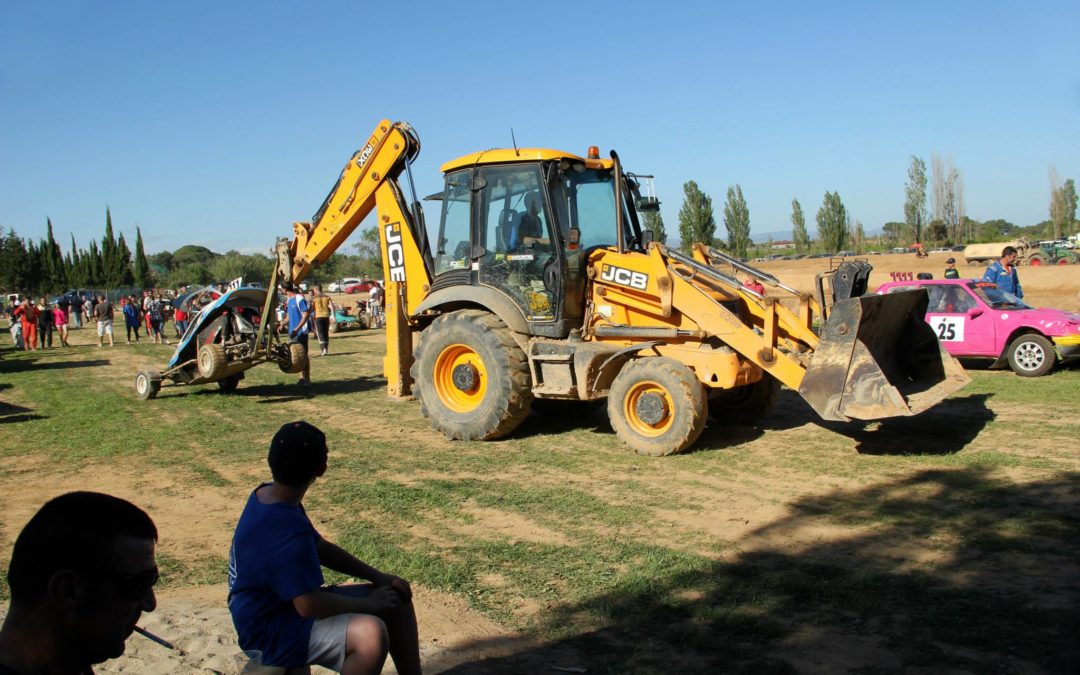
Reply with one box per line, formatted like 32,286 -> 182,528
1,332 -> 1078,673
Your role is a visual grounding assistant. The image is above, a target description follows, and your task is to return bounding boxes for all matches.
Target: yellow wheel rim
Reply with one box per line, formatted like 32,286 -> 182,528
623,380 -> 674,437
433,343 -> 488,413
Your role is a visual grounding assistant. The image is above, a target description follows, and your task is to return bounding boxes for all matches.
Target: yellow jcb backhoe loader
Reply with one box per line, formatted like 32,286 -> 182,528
271,119 -> 968,456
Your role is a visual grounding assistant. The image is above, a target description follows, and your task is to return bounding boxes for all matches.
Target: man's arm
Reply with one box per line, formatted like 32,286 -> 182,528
292,584 -> 399,619
315,537 -> 412,599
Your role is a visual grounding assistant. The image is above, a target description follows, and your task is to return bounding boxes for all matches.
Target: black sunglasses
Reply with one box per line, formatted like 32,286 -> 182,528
81,567 -> 160,600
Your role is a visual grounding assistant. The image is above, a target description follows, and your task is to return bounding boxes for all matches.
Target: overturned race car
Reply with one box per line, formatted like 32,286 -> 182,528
134,287 -> 307,399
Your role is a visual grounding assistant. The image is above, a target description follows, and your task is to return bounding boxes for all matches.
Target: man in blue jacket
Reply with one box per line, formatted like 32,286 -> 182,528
981,246 -> 1023,299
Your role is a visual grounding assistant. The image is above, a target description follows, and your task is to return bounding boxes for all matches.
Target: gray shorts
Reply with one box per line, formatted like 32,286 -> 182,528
307,584 -> 375,671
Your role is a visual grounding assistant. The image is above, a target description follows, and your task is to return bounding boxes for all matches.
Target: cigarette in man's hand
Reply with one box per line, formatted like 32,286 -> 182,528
134,625 -> 176,650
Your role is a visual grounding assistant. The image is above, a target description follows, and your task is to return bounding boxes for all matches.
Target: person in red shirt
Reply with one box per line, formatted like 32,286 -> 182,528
13,298 -> 38,351
742,278 -> 766,295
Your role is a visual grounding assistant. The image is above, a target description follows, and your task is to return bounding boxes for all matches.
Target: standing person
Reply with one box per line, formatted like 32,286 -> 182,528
228,421 -> 422,675
57,295 -> 71,330
286,285 -> 312,386
36,298 -> 54,350
82,295 -> 93,327
9,297 -> 24,350
93,294 -> 115,347
53,301 -> 71,347
311,285 -> 335,356
943,257 -> 960,279
122,296 -> 141,344
14,296 -> 38,351
141,291 -> 153,337
981,246 -> 1023,299
0,491 -> 159,675
173,303 -> 189,339
742,277 -> 766,294
147,294 -> 168,345
368,283 -> 384,329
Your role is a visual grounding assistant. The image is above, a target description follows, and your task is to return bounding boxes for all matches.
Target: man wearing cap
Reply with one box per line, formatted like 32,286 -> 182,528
228,421 -> 421,675
943,257 -> 960,279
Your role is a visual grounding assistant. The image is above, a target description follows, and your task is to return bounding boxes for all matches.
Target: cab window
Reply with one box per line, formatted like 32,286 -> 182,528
434,170 -> 472,275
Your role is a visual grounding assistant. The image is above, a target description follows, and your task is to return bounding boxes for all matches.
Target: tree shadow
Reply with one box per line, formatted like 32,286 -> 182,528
0,358 -> 111,374
0,400 -> 46,424
434,467 -> 1080,674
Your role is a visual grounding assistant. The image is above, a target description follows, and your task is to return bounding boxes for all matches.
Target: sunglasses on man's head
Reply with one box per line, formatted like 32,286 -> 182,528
80,567 -> 160,600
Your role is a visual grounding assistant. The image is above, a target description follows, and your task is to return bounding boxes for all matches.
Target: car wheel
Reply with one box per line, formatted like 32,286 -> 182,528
217,373 -> 242,393
135,371 -> 162,400
197,344 -> 227,379
1006,334 -> 1055,377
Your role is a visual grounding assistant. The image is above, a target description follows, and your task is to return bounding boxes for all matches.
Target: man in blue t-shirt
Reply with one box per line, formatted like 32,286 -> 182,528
285,285 -> 313,385
228,421 -> 421,674
981,246 -> 1023,299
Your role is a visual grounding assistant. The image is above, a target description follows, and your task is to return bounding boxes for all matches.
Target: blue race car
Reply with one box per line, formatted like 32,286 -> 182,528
134,287 -> 305,399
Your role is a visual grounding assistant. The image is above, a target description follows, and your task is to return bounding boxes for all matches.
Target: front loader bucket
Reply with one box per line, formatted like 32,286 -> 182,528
798,290 -> 969,421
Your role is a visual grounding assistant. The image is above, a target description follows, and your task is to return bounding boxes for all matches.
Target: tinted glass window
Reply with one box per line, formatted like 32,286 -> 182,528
435,170 -> 472,275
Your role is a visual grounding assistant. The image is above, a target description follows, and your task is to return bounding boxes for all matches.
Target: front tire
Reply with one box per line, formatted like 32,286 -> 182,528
1007,334 -> 1055,377
217,373 -> 242,393
607,358 -> 707,456
135,371 -> 161,400
412,310 -> 532,441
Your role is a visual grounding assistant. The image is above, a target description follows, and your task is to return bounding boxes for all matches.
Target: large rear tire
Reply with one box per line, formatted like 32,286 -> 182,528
217,373 -> 242,393
412,310 -> 532,441
134,371 -> 161,400
197,344 -> 227,379
709,374 -> 780,426
607,357 -> 707,456
1006,333 -> 1055,377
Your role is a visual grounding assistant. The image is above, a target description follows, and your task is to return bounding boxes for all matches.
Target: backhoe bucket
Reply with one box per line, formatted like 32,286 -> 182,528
798,290 -> 969,421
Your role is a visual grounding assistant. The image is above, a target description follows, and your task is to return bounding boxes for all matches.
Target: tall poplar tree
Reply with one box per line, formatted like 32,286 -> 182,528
116,233 -> 135,286
677,181 -> 716,250
102,207 -> 117,284
133,226 -> 151,287
723,184 -> 751,258
791,198 -> 810,253
904,156 -> 928,244
816,191 -> 849,253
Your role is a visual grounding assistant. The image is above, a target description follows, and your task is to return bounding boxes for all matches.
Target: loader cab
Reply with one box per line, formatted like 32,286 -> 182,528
432,149 -> 645,338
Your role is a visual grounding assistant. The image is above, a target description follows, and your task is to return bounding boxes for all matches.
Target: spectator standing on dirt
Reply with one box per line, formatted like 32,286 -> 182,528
982,246 -> 1023,299
9,297 -> 24,350
286,285 -> 313,386
311,285 -> 335,357
53,302 -> 71,347
13,297 -> 38,351
173,303 -> 189,339
368,283 -> 384,328
122,296 -> 141,344
93,295 -> 114,348
36,298 -> 54,350
57,295 -> 71,329
0,491 -> 159,675
81,296 -> 93,327
943,258 -> 960,279
228,421 -> 422,675
147,294 -> 168,345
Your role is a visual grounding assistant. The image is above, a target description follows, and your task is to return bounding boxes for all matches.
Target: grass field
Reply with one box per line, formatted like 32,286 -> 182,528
1,321 -> 1078,674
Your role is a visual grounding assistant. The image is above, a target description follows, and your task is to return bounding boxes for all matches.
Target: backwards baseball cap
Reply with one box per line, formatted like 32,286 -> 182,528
946,257 -> 955,263
268,421 -> 328,486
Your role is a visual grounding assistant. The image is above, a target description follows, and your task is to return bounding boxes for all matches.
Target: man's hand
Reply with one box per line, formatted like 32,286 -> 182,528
368,585 -> 402,613
377,574 -> 413,601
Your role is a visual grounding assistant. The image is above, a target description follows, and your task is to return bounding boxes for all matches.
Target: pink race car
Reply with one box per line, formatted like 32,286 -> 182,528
876,278 -> 1080,376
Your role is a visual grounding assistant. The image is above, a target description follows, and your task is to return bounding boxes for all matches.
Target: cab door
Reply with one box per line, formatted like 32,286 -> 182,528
923,283 -> 997,357
474,164 -> 561,323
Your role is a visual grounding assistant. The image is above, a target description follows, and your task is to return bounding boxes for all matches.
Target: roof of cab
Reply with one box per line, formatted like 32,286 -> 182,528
440,148 -> 614,173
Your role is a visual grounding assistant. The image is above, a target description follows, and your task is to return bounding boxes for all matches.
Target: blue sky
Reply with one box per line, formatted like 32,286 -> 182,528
2,1 -> 1078,254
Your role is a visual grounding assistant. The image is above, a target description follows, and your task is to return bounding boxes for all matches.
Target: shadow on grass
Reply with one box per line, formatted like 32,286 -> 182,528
0,400 -> 46,424
434,467 -> 1080,674
182,375 -> 385,404
0,358 -> 111,374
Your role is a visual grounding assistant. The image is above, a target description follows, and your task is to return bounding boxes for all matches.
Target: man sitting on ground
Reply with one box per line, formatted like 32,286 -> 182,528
228,421 -> 422,675
0,492 -> 159,675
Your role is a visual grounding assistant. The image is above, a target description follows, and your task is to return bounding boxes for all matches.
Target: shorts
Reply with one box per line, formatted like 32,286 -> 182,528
307,584 -> 375,671
97,320 -> 113,336
289,332 -> 309,347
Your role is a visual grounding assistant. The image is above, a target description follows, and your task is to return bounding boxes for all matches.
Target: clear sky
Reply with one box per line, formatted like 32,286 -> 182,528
2,1 -> 1078,254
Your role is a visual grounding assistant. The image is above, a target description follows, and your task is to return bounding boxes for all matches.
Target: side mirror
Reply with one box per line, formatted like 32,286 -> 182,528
636,196 -> 661,212
641,230 -> 655,246
567,227 -> 581,246
966,307 -> 983,318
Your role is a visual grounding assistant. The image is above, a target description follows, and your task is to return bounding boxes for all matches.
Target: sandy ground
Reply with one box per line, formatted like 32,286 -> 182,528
1,253 -> 1077,673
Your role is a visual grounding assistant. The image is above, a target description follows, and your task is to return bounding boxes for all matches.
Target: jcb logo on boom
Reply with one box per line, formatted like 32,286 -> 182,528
600,264 -> 648,290
385,224 -> 406,282
355,143 -> 375,169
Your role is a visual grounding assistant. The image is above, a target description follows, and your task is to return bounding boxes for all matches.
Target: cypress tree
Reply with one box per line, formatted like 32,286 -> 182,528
117,233 -> 135,286
102,207 -> 117,286
133,226 -> 150,287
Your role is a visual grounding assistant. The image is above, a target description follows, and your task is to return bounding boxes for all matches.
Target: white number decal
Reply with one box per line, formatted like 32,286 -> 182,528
928,316 -> 964,342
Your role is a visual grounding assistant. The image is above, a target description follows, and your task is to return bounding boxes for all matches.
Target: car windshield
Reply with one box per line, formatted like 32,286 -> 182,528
969,282 -> 1029,309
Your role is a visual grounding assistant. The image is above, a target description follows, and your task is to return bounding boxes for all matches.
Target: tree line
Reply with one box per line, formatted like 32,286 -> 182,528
640,156 -> 1078,258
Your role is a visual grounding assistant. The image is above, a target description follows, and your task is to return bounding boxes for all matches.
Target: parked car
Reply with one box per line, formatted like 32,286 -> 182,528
875,278 -> 1080,376
342,279 -> 380,294
328,277 -> 362,293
